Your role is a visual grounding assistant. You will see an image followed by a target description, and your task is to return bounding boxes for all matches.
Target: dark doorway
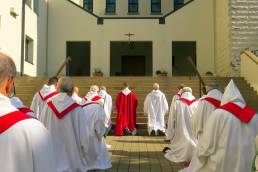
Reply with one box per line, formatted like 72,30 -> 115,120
172,41 -> 196,76
122,56 -> 146,76
110,41 -> 152,76
66,41 -> 90,76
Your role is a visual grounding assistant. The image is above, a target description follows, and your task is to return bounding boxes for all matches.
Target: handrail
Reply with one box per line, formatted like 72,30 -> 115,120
55,57 -> 72,77
241,50 -> 258,65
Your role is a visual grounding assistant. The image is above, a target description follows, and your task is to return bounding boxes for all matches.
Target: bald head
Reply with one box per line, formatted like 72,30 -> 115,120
73,86 -> 79,94
0,53 -> 16,83
153,83 -> 160,90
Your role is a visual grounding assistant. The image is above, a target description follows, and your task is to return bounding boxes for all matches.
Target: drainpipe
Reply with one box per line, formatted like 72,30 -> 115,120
20,0 -> 25,76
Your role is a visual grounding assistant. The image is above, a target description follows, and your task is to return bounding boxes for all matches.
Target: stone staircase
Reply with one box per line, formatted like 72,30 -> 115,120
14,76 -> 258,135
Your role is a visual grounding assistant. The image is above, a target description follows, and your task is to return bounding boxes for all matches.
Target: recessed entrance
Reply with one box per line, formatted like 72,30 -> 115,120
172,41 -> 196,76
110,41 -> 152,76
66,41 -> 90,76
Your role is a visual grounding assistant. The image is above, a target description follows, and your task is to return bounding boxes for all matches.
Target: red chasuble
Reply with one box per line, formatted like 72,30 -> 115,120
114,92 -> 138,136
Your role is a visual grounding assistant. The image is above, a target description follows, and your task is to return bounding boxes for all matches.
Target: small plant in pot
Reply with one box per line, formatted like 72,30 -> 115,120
93,69 -> 104,77
156,70 -> 168,77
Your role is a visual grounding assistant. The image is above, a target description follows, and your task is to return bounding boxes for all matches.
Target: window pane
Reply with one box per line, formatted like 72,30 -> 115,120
83,0 -> 93,12
106,0 -> 116,12
129,4 -> 138,12
152,4 -> 161,12
152,0 -> 160,3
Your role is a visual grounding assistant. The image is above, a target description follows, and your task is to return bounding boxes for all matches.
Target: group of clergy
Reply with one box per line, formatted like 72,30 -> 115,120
153,80 -> 258,172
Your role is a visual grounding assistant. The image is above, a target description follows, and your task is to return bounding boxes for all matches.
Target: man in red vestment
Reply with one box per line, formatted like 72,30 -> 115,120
114,82 -> 138,136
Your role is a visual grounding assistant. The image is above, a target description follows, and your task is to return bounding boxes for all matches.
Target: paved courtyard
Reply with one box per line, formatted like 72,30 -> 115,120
91,136 -> 184,172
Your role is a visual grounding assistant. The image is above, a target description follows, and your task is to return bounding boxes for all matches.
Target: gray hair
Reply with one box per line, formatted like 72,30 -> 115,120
58,77 -> 74,93
0,52 -> 17,83
100,86 -> 107,91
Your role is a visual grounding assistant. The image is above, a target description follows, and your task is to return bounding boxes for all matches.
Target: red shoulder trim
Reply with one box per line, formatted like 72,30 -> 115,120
219,102 -> 256,123
203,97 -> 221,108
38,91 -> 59,101
82,102 -> 100,107
0,111 -> 32,134
92,96 -> 101,101
47,101 -> 80,119
18,107 -> 34,114
179,98 -> 197,106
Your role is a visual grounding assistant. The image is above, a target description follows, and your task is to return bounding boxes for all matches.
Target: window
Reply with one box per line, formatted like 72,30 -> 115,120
83,0 -> 93,12
25,36 -> 34,64
106,0 -> 116,13
174,0 -> 184,10
151,0 -> 161,13
33,0 -> 39,14
25,0 -> 32,8
128,0 -> 138,13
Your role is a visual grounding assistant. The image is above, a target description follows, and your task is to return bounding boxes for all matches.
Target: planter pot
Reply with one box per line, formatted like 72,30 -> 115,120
93,73 -> 103,77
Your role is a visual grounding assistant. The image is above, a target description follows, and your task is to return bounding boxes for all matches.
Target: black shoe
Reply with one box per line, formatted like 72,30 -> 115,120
162,147 -> 171,154
123,128 -> 131,135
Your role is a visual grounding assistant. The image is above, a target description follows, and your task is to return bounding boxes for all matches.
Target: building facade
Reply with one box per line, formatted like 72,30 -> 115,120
1,0 -> 255,77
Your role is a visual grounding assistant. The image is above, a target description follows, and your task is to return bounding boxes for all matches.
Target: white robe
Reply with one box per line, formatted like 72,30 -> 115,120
166,90 -> 182,140
191,89 -> 223,140
81,91 -> 104,105
40,93 -> 89,172
10,96 -> 36,117
30,84 -> 57,118
72,92 -> 83,105
164,92 -> 198,163
82,103 -> 112,170
99,90 -> 113,128
144,90 -> 168,134
0,93 -> 57,172
181,80 -> 257,172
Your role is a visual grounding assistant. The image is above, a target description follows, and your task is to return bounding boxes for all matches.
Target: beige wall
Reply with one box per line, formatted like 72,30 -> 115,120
0,0 -> 22,73
47,0 -> 215,77
214,0 -> 231,76
241,51 -> 258,93
0,0 -> 47,76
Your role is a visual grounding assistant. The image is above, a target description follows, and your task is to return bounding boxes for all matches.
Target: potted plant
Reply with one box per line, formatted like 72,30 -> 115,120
93,69 -> 104,77
156,70 -> 168,77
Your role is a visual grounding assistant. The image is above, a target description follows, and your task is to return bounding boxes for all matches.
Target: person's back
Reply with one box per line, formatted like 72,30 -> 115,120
115,83 -> 138,136
31,77 -> 58,118
144,83 -> 168,135
164,87 -> 198,163
82,103 -> 112,170
0,52 -> 56,172
191,85 -> 223,140
181,80 -> 257,172
40,77 -> 89,172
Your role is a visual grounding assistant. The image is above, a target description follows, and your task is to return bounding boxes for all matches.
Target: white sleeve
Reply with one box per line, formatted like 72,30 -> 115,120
143,94 -> 150,115
94,107 -> 106,140
30,93 -> 40,116
162,94 -> 169,114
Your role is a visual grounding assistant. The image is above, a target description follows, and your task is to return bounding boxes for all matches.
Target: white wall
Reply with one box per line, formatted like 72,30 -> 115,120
0,0 -> 47,76
0,0 -> 22,73
47,0 -> 215,77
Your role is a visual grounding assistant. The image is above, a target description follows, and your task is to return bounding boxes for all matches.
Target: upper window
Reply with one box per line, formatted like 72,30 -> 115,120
106,0 -> 116,13
25,36 -> 34,64
83,0 -> 93,12
151,0 -> 161,13
128,0 -> 138,13
174,0 -> 184,10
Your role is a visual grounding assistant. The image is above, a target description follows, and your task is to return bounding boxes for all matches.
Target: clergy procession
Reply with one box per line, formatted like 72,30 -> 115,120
0,51 -> 258,172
